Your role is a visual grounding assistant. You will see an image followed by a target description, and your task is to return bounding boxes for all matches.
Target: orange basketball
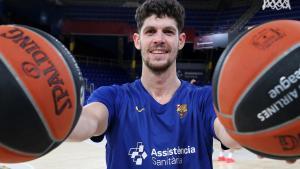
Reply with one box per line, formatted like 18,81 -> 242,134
0,25 -> 84,163
213,20 -> 300,160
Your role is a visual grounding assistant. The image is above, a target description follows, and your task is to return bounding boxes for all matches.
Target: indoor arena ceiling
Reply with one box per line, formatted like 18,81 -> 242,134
3,0 -> 261,36
23,0 -> 255,10
57,0 -> 254,10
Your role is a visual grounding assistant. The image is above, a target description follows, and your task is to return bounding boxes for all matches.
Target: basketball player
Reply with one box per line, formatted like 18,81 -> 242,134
68,0 -> 295,168
217,143 -> 235,163
190,78 -> 197,85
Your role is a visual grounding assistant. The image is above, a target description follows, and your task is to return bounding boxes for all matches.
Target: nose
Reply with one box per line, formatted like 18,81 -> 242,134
153,32 -> 166,45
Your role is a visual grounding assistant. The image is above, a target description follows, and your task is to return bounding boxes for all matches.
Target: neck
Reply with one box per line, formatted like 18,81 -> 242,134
141,63 -> 181,104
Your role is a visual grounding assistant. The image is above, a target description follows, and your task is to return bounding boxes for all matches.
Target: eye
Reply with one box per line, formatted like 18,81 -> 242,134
164,29 -> 175,36
145,29 -> 156,35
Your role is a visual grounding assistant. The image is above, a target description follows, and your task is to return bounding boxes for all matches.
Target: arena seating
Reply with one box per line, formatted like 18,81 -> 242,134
213,6 -> 249,33
247,1 -> 300,27
0,0 -> 3,15
78,62 -> 132,103
60,4 -> 258,35
60,6 -> 230,35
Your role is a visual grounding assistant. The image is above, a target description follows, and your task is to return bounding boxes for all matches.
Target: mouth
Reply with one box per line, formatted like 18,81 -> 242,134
149,48 -> 169,54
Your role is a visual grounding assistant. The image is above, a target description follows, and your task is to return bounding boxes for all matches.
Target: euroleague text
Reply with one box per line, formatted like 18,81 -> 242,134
0,27 -> 72,115
257,66 -> 300,122
151,146 -> 196,166
268,68 -> 300,99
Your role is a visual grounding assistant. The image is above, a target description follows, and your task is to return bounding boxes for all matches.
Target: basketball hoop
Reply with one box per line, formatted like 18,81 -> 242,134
262,0 -> 291,10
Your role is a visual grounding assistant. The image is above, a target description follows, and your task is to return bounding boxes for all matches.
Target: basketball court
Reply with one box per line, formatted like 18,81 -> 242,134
1,139 -> 299,169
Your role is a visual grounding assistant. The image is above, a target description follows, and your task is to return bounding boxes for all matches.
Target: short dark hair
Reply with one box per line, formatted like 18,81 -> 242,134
135,0 -> 185,32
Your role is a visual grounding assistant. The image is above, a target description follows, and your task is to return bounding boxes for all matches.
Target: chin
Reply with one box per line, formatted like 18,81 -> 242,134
146,62 -> 172,73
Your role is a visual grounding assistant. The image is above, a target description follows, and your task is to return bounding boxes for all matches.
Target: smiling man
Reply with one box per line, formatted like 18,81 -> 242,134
68,0 -> 241,169
134,14 -> 185,74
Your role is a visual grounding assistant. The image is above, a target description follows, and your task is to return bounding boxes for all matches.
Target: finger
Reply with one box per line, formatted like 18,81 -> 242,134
257,155 -> 263,159
286,160 -> 296,164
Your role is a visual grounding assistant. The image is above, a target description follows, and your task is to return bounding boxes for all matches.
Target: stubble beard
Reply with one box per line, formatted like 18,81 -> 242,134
142,50 -> 177,74
144,58 -> 172,74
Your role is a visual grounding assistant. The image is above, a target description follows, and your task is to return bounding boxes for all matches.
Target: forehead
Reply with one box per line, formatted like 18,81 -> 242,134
141,15 -> 178,31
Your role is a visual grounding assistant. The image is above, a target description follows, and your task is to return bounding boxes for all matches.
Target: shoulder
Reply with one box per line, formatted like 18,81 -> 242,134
92,80 -> 138,95
87,80 -> 138,104
198,85 -> 213,94
181,81 -> 213,103
182,80 -> 212,94
195,85 -> 213,100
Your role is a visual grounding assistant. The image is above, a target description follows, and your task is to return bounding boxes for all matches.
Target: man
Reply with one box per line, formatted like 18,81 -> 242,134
217,143 -> 235,163
190,79 -> 197,85
68,0 -> 267,168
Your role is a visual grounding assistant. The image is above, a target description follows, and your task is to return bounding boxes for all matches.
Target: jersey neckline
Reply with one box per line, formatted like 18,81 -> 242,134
135,79 -> 186,110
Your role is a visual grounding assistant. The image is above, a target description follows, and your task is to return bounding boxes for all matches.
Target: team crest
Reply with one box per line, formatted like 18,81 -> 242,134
176,104 -> 188,118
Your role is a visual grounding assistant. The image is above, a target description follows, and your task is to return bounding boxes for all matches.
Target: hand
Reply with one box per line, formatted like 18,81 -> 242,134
285,159 -> 296,164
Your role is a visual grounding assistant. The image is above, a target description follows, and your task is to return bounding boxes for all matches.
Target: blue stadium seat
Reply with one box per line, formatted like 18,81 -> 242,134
78,62 -> 132,103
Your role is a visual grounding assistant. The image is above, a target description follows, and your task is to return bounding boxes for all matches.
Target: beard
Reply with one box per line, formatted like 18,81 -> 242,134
141,43 -> 178,74
143,57 -> 173,74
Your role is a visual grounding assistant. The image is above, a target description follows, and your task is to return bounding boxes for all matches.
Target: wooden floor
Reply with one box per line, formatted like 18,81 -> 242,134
1,140 -> 299,169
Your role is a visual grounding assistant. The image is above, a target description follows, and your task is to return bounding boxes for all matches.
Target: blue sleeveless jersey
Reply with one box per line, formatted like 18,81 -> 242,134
87,80 -> 217,169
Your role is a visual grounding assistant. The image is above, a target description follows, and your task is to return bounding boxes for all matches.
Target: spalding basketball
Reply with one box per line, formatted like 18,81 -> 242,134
0,25 -> 84,163
213,20 -> 300,160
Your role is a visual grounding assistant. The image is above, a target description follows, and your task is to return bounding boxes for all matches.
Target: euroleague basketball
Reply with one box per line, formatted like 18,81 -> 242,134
213,20 -> 300,160
0,25 -> 84,163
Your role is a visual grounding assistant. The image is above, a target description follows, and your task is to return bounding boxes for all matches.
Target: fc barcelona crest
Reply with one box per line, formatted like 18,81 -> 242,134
176,104 -> 187,118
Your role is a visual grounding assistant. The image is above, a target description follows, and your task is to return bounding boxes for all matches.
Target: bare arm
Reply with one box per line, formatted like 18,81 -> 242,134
214,117 -> 241,149
68,102 -> 109,142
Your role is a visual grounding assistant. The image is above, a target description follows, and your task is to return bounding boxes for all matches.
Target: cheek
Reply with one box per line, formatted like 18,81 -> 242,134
171,41 -> 180,51
169,37 -> 179,47
139,40 -> 149,49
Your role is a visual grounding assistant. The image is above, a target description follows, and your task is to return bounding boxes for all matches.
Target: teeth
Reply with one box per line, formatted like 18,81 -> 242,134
151,50 -> 167,54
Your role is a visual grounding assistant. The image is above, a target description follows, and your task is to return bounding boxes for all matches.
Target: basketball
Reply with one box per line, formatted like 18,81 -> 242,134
212,20 -> 300,160
0,25 -> 84,163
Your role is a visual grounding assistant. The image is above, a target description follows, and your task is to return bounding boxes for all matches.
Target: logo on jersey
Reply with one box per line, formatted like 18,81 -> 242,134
129,142 -> 197,166
128,142 -> 148,165
135,106 -> 145,112
176,104 -> 188,118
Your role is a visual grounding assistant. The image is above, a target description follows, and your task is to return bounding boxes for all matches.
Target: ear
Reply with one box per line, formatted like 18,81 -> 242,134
178,32 -> 186,50
133,33 -> 141,50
